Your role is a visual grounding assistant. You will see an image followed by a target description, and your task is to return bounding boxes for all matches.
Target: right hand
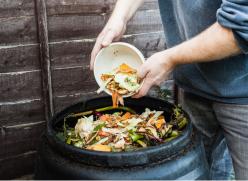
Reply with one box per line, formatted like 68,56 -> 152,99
90,16 -> 127,70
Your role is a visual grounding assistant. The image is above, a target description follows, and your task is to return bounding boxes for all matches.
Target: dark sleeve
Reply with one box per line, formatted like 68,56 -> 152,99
217,0 -> 248,54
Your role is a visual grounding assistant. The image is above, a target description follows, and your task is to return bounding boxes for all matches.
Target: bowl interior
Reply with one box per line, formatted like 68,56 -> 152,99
94,42 -> 145,97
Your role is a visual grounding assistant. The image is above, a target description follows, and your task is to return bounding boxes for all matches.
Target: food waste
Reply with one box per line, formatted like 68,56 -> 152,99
97,63 -> 141,107
57,106 -> 188,152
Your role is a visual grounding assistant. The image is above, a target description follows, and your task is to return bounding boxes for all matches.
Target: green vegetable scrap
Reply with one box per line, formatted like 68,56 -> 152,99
56,106 -> 188,152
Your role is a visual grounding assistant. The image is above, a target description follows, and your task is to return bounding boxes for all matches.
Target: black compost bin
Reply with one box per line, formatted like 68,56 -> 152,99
35,96 -> 209,180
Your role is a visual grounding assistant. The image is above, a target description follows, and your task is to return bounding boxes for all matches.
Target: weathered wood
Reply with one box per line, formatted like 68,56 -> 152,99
0,70 -> 42,102
47,14 -> 106,41
53,91 -> 101,113
47,9 -> 162,41
36,0 -> 54,120
46,0 -> 115,16
0,121 -> 45,158
0,44 -> 40,73
0,0 -> 35,18
0,16 -> 37,45
52,66 -> 98,96
0,0 -> 158,18
45,0 -> 158,16
0,151 -> 36,179
0,5 -> 162,45
49,39 -> 94,68
0,99 -> 44,126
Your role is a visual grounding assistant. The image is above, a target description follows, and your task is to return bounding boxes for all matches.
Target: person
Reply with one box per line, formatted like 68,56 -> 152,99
90,0 -> 248,179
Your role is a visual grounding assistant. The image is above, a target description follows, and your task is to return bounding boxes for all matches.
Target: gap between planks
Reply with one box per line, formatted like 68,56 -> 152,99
0,31 -> 164,50
54,90 -> 97,98
2,120 -> 45,129
0,98 -> 41,106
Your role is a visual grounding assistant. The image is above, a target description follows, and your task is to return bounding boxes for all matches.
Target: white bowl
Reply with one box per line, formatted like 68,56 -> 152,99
94,42 -> 145,97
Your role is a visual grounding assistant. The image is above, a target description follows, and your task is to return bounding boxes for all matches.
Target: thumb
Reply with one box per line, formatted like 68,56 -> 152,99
137,63 -> 149,79
132,76 -> 153,98
102,29 -> 116,47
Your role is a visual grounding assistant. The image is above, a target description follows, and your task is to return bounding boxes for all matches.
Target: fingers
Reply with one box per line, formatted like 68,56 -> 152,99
90,34 -> 104,70
137,64 -> 149,79
90,29 -> 117,70
132,76 -> 154,98
102,29 -> 116,47
113,26 -> 126,41
133,62 -> 152,98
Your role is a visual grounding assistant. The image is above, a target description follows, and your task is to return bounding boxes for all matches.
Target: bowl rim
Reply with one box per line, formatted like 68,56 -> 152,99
93,42 -> 146,97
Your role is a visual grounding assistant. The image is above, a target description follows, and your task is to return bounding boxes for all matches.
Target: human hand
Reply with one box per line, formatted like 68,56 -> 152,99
90,16 -> 127,70
133,51 -> 175,98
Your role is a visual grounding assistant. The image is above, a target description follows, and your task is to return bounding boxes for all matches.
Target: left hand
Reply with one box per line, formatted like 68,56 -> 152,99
133,51 -> 175,98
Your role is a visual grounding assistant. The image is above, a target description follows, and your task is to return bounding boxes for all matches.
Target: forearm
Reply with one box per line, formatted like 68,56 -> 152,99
111,0 -> 144,23
167,22 -> 241,66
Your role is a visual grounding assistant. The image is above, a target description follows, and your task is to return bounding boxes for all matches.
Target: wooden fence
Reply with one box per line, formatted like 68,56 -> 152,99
0,0 -> 166,178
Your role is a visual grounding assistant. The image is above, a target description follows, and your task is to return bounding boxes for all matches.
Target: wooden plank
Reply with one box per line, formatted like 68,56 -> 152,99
45,0 -> 158,16
51,66 -> 98,96
47,9 -> 162,41
53,91 -> 102,113
35,0 -> 54,120
49,39 -> 94,68
0,151 -> 36,179
0,16 -> 37,45
3,4 -> 169,45
3,0 -> 183,45
46,0 -> 115,16
0,0 -> 35,18
0,44 -> 40,73
0,121 -> 45,158
47,14 -> 105,41
0,99 -> 44,126
0,70 -> 42,102
0,0 -> 158,19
